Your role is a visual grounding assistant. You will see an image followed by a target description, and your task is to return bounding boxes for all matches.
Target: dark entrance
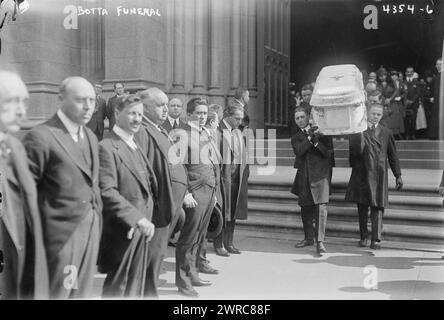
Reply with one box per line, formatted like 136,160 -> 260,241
290,0 -> 444,90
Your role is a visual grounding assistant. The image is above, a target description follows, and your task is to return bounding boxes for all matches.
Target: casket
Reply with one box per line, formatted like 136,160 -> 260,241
310,64 -> 367,135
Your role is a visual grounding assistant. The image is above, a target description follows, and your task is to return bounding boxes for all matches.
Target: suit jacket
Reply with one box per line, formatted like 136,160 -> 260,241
135,119 -> 185,226
290,129 -> 333,205
22,114 -> 103,260
218,121 -> 249,220
185,124 -> 217,193
86,96 -> 107,140
0,134 -> 49,299
98,131 -> 157,272
161,118 -> 188,134
106,95 -> 119,130
404,78 -> 420,106
345,124 -> 401,207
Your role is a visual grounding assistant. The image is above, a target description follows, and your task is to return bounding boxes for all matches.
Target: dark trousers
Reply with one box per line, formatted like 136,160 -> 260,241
301,204 -> 328,243
48,210 -> 100,299
404,108 -> 417,138
175,185 -> 215,289
357,204 -> 384,242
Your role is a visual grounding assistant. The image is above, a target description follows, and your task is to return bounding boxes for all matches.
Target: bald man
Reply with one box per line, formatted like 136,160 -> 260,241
23,77 -> 102,299
135,88 -> 188,295
0,70 -> 49,299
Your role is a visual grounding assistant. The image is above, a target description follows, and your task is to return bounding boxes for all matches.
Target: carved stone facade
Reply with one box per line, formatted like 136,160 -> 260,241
1,0 -> 290,130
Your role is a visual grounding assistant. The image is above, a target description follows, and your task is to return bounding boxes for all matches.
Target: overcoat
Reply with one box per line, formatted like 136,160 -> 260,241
345,124 -> 401,207
290,129 -> 333,205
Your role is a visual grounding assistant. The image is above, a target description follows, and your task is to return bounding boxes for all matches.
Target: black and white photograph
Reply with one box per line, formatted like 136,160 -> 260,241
0,0 -> 443,307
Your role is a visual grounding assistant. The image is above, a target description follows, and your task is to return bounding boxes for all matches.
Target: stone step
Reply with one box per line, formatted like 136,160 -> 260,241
247,201 -> 444,226
256,139 -> 444,150
269,148 -> 444,160
248,189 -> 444,212
269,156 -> 444,169
237,211 -> 444,245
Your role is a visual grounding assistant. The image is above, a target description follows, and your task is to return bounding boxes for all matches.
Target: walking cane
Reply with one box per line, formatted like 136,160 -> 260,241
140,235 -> 149,299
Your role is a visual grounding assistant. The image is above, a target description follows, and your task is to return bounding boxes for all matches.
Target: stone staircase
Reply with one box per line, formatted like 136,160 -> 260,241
256,139 -> 444,170
238,166 -> 444,246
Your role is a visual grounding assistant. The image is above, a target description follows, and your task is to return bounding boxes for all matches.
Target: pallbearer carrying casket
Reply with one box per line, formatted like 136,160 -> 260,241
345,104 -> 403,250
291,107 -> 334,256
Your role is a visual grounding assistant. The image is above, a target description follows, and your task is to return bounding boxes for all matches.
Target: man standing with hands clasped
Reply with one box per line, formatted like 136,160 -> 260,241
291,107 -> 333,256
346,103 -> 403,250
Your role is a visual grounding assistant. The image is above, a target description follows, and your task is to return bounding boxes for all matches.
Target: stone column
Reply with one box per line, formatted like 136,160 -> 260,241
230,0 -> 241,93
190,0 -> 206,94
208,0 -> 223,96
171,0 -> 186,93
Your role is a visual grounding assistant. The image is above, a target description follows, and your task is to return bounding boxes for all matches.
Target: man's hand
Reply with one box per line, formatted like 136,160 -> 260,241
183,193 -> 198,208
136,218 -> 155,242
311,132 -> 322,144
395,176 -> 403,191
439,186 -> 444,197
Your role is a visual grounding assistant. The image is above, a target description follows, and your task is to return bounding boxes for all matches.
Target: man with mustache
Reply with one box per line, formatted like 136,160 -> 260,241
23,77 -> 102,299
98,94 -> 158,297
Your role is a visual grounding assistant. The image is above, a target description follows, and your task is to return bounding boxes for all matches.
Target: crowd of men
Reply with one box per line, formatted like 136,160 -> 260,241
1,58 -> 443,299
288,58 -> 443,256
289,59 -> 443,140
0,71 -> 251,299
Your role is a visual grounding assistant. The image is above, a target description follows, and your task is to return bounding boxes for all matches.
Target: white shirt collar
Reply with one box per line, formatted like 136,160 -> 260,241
368,122 -> 378,128
188,121 -> 211,135
57,109 -> 84,141
222,119 -> 232,131
113,125 -> 137,150
168,115 -> 180,127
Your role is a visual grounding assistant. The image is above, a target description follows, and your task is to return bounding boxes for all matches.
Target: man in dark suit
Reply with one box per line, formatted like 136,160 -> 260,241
162,98 -> 188,133
232,88 -> 250,130
346,104 -> 403,250
175,97 -> 217,297
99,94 -> 158,298
135,88 -> 187,290
0,70 -> 49,299
106,82 -> 125,131
404,67 -> 421,140
429,58 -> 443,140
291,107 -> 333,255
214,105 -> 249,256
86,83 -> 107,141
23,77 -> 102,299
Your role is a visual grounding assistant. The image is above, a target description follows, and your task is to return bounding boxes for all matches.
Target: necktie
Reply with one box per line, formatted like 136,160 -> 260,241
77,126 -> 83,143
173,120 -> 178,129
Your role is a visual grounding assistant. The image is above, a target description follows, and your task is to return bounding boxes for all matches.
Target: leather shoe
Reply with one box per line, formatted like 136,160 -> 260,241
199,264 -> 219,274
191,278 -> 212,287
294,239 -> 314,248
226,246 -> 241,254
358,239 -> 369,247
215,247 -> 230,257
370,242 -> 381,250
178,287 -> 199,298
317,242 -> 327,255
